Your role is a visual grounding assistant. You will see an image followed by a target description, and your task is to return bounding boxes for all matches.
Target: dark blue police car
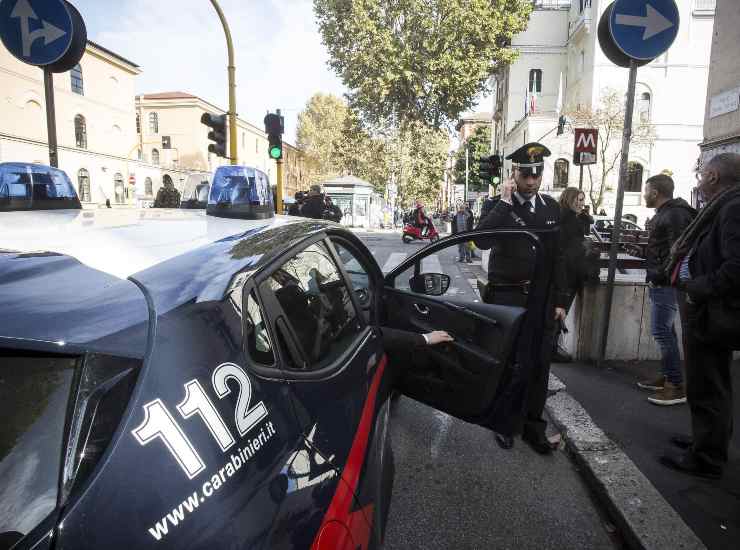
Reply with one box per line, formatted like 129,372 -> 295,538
0,164 -> 537,549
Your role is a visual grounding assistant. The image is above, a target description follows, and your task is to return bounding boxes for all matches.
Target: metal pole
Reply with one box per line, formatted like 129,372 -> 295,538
209,0 -> 238,165
43,69 -> 58,167
579,164 -> 584,190
276,159 -> 284,214
598,60 -> 638,364
464,146 -> 469,203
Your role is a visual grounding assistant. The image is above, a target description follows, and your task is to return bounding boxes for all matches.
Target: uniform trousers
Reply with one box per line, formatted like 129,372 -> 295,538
489,292 -> 557,438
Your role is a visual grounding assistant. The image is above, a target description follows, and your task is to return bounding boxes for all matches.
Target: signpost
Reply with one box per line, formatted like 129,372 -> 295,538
0,0 -> 86,167
573,128 -> 598,190
597,0 -> 679,364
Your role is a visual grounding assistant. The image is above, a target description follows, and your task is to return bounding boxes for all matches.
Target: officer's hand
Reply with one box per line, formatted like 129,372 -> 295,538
501,178 -> 516,202
425,331 -> 454,345
554,307 -> 567,321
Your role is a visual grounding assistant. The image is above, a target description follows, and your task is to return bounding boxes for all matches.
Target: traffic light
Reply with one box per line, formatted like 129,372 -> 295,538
201,113 -> 228,158
557,115 -> 567,136
491,154 -> 502,185
264,112 -> 284,160
478,155 -> 493,183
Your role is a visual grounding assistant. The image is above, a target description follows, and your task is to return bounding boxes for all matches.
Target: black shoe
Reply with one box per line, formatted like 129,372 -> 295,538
670,434 -> 693,450
659,449 -> 722,480
522,432 -> 555,455
495,433 -> 514,450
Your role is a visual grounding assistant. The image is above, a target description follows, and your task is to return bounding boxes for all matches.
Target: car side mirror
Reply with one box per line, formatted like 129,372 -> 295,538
409,273 -> 451,296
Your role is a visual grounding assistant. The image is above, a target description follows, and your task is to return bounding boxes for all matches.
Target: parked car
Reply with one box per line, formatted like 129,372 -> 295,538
0,167 -> 544,549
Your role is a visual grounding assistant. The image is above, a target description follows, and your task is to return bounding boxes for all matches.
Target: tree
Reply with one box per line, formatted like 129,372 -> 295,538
452,125 -> 492,195
296,93 -> 349,183
313,0 -> 532,128
568,88 -> 656,211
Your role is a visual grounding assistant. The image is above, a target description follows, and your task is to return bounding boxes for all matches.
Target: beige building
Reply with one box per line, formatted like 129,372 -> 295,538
699,0 -> 740,165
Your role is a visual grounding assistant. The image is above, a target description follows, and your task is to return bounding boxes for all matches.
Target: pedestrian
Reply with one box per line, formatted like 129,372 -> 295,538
288,192 -> 304,216
465,205 -> 479,258
451,204 -> 473,262
324,195 -> 343,223
660,153 -> 740,479
474,142 -> 568,454
637,174 -> 696,405
154,179 -> 181,208
300,185 -> 326,220
552,187 -> 590,363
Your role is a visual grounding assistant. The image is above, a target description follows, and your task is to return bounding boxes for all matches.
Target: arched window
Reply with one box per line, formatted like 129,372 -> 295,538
114,173 -> 125,203
529,69 -> 542,93
74,114 -> 87,149
145,177 -> 153,196
77,168 -> 91,202
136,113 -> 141,134
151,148 -> 160,165
626,162 -> 644,192
638,92 -> 651,123
71,64 -> 83,95
554,158 -> 569,188
149,112 -> 158,134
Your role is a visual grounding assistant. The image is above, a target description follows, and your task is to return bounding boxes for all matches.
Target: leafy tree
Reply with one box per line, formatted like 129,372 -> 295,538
568,89 -> 655,211
452,124 -> 492,195
296,93 -> 349,183
314,0 -> 532,128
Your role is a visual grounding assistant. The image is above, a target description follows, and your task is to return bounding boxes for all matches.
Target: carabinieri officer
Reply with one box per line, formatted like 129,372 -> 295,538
474,142 -> 568,454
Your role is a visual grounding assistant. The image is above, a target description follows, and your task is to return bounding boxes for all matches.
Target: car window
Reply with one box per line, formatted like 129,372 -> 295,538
331,240 -> 376,319
245,289 -> 274,366
268,242 -> 362,369
0,354 -> 79,543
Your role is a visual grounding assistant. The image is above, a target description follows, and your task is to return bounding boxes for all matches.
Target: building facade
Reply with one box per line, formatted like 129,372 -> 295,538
699,0 -> 740,165
490,0 -> 715,222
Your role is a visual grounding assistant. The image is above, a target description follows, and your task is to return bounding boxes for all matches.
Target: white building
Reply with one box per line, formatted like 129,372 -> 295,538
491,0 -> 716,222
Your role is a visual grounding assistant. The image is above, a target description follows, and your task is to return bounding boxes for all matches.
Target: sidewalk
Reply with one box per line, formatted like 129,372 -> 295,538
550,361 -> 739,550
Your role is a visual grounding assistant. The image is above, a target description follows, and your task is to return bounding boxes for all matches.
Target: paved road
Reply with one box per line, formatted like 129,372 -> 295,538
354,231 -> 621,549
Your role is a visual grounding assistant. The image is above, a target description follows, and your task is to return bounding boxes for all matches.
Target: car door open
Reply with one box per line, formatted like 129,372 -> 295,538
382,229 -> 544,425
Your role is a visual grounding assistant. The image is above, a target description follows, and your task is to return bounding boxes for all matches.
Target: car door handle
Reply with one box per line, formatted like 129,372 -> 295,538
413,303 -> 430,315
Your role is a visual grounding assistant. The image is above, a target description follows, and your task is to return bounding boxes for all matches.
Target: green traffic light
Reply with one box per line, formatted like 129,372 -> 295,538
269,146 -> 282,159
493,176 -> 500,184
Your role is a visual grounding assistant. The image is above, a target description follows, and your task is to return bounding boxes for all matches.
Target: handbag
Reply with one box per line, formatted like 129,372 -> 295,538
691,296 -> 740,350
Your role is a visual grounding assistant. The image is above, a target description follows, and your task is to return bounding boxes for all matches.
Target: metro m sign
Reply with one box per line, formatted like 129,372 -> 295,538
573,128 -> 598,165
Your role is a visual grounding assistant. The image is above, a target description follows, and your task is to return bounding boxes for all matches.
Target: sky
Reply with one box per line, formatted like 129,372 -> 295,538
72,0 -> 491,146
73,0 -> 347,144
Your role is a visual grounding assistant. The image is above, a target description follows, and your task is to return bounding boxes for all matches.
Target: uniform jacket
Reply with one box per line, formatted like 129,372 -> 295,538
475,193 -> 568,308
646,198 -> 696,285
683,194 -> 740,300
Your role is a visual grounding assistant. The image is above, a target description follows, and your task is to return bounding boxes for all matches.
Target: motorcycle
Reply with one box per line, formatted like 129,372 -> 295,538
402,222 -> 440,244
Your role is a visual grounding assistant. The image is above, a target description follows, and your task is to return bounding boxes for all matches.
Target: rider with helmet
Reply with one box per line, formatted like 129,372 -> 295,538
414,200 -> 433,236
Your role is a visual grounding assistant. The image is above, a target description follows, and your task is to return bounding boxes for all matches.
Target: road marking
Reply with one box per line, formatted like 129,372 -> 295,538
381,252 -> 408,274
421,254 -> 443,274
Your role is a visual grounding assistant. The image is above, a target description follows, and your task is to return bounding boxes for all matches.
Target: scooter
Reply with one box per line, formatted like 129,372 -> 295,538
402,222 -> 440,243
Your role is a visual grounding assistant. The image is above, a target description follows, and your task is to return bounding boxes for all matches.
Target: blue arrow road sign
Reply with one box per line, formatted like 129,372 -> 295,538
609,0 -> 679,61
0,0 -> 74,66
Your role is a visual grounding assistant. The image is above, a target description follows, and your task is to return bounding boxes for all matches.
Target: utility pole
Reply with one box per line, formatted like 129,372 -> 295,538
209,0 -> 238,165
464,146 -> 469,204
43,69 -> 58,167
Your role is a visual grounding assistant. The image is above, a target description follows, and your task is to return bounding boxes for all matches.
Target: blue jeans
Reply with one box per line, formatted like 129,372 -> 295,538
649,286 -> 683,385
458,242 -> 470,261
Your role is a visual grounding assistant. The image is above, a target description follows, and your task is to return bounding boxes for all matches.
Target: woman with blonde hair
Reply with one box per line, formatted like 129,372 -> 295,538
554,187 -> 592,361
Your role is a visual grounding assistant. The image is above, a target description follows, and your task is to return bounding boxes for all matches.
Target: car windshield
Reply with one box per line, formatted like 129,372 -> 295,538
0,167 -> 81,212
0,354 -> 79,545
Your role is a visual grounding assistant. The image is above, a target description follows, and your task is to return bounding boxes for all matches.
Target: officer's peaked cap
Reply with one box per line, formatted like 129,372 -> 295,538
506,142 -> 551,175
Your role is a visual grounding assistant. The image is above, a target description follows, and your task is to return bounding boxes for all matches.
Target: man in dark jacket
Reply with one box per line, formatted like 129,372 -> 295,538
324,196 -> 343,223
288,192 -> 304,216
451,204 -> 473,262
300,185 -> 326,219
637,174 -> 696,405
153,179 -> 181,208
474,142 -> 568,454
661,153 -> 740,479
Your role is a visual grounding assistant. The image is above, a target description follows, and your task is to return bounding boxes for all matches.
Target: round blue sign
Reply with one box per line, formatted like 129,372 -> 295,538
0,0 -> 74,67
609,0 -> 679,61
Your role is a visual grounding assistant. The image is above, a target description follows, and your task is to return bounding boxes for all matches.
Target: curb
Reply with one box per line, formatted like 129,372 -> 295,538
546,374 -> 706,550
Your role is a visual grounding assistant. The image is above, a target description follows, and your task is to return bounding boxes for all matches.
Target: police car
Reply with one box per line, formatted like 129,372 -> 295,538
0,164 -> 541,549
